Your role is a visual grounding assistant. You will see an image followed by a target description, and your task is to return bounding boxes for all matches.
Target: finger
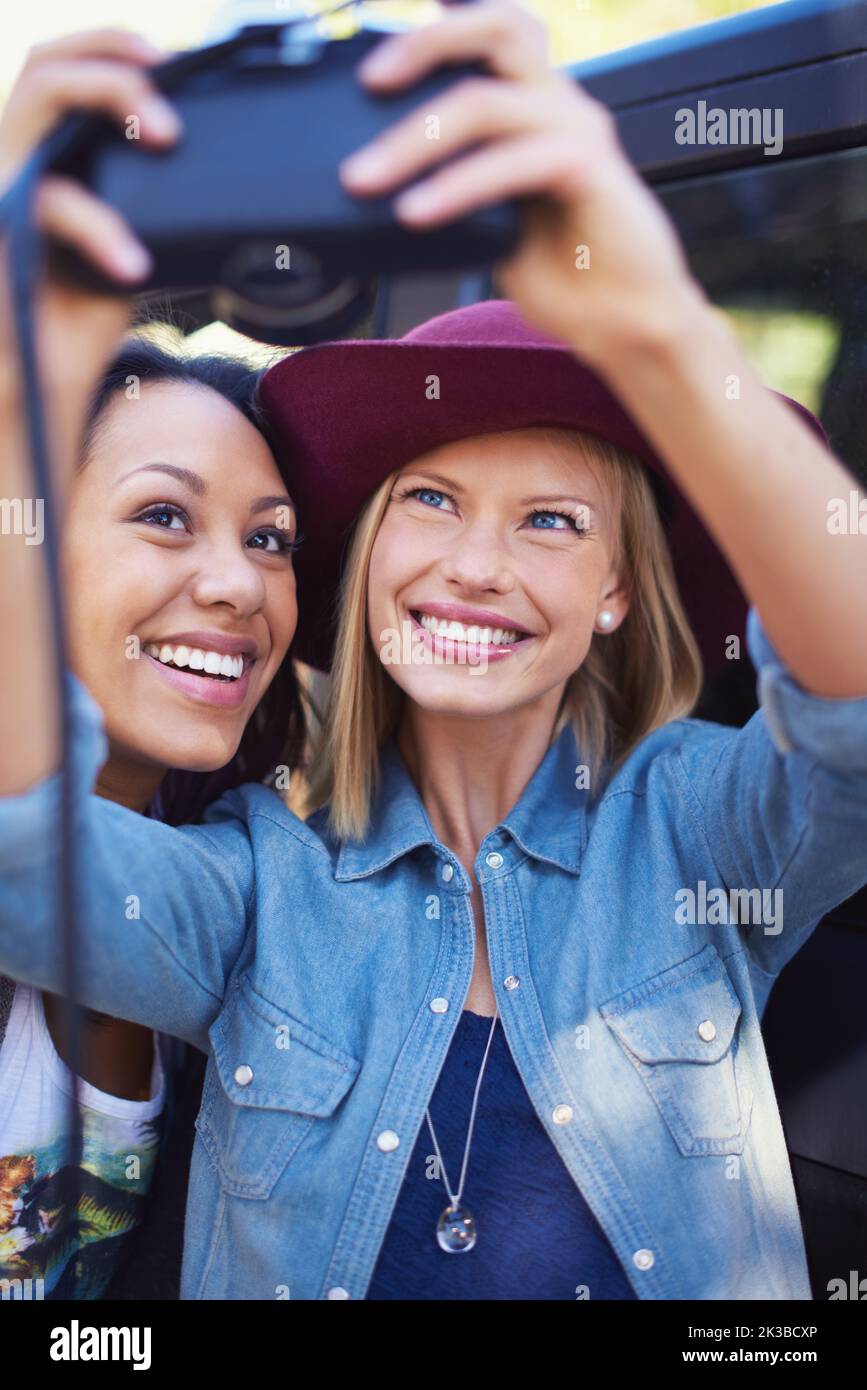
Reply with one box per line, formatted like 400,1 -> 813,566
341,78 -> 573,195
22,28 -> 165,70
389,132 -> 599,228
35,175 -> 153,283
357,0 -> 549,88
22,59 -> 181,143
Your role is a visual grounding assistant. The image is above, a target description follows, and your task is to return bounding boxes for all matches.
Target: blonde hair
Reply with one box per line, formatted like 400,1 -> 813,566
306,428 -> 703,841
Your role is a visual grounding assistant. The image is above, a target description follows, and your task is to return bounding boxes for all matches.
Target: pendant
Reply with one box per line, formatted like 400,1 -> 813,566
436,1203 -> 477,1253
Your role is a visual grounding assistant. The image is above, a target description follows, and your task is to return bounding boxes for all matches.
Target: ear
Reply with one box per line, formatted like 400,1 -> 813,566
594,577 -> 629,636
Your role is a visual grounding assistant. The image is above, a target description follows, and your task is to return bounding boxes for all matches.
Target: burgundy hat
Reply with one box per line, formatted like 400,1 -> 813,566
259,299 -> 827,674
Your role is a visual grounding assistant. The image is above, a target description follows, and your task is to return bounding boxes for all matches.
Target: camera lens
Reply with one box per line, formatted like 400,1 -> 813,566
212,240 -> 377,344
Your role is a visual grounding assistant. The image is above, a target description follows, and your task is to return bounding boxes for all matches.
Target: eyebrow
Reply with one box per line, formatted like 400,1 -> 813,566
113,464 -> 293,516
405,470 -> 466,493
113,463 -> 207,496
404,471 -> 599,517
520,494 -> 599,516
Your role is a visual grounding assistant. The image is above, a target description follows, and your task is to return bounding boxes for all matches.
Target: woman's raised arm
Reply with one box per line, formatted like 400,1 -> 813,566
340,0 -> 867,699
0,28 -> 180,794
0,33 -> 259,1048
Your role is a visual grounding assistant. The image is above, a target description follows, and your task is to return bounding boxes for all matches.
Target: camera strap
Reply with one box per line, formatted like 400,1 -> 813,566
0,975 -> 14,1048
0,151 -> 84,1245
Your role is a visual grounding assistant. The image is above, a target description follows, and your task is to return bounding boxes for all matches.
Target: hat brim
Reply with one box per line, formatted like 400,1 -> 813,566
260,338 -> 822,675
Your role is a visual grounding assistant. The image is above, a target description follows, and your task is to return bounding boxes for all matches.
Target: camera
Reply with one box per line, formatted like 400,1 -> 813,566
40,19 -> 521,343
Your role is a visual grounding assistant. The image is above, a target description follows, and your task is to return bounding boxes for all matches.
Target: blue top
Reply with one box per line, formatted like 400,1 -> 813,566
2,608 -> 867,1299
368,1007 -> 635,1300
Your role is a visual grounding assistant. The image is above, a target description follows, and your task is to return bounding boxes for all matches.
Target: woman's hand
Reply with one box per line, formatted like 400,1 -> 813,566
0,27 -> 182,402
339,0 -> 704,369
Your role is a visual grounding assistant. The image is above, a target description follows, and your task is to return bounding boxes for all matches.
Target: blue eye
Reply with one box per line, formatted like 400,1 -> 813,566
531,510 -> 579,531
395,485 -> 457,513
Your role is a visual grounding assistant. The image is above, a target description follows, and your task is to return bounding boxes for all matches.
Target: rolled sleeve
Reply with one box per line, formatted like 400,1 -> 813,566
0,670 -> 254,1048
747,605 -> 867,770
674,607 -> 867,981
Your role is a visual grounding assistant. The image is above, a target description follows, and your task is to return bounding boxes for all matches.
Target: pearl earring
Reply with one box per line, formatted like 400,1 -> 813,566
597,609 -> 614,631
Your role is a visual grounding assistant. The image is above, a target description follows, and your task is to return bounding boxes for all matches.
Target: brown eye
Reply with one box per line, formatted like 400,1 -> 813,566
246,528 -> 298,554
134,503 -> 189,531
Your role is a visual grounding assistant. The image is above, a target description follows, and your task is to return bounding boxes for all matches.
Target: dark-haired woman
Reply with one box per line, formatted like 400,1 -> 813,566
0,33 -> 304,1298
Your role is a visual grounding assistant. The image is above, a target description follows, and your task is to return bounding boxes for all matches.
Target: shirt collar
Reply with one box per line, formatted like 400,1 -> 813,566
334,722 -> 586,881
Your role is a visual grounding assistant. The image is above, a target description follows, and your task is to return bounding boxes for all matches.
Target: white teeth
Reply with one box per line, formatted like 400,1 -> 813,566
145,642 -> 245,679
416,613 -> 522,645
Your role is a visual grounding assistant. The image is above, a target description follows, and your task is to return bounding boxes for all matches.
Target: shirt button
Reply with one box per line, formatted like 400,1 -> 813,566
441,863 -> 454,883
503,975 -> 520,991
376,1130 -> 400,1152
485,851 -> 504,870
430,997 -> 449,1014
234,1064 -> 253,1087
326,1286 -> 350,1300
697,1019 -> 717,1042
633,1249 -> 655,1271
552,1104 -> 573,1125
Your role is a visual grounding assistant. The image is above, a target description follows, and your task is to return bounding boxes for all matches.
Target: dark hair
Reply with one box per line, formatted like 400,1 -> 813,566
81,335 -> 306,826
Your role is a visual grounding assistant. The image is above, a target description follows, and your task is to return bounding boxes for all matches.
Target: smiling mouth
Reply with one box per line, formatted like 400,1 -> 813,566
143,642 -> 253,683
410,610 -> 533,647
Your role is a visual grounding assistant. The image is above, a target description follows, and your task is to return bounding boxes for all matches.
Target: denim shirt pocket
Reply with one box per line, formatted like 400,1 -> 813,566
599,944 -> 753,1157
196,973 -> 361,1199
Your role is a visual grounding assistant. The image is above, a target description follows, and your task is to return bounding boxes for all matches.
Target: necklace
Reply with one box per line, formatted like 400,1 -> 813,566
425,1007 -> 499,1253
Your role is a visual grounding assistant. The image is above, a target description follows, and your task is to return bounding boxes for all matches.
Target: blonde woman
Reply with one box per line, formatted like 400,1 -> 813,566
2,1 -> 867,1300
255,293 -> 867,1300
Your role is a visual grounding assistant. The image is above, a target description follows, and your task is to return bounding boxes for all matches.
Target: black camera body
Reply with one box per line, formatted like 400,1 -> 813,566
42,22 -> 521,341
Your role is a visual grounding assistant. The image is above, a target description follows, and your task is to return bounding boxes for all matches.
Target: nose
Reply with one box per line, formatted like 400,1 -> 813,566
188,537 -> 268,616
439,516 -> 516,596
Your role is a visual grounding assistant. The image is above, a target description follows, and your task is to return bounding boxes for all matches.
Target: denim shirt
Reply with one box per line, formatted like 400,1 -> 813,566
1,607 -> 867,1301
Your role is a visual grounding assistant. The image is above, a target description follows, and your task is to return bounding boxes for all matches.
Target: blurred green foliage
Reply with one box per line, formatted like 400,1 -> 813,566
540,0 -> 787,62
724,309 -> 841,416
